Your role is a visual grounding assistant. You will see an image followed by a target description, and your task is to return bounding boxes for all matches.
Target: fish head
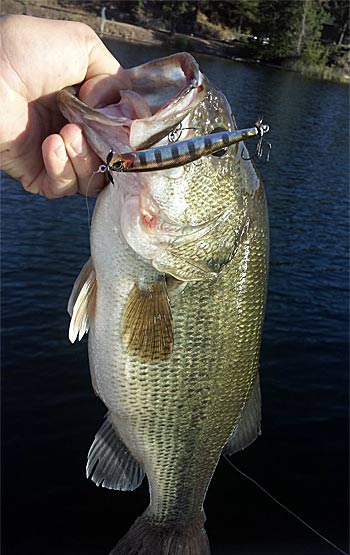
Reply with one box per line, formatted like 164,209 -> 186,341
57,53 -> 260,282
57,52 -> 205,162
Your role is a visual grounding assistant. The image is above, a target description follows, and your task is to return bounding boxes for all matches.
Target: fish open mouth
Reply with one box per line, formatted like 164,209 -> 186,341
58,53 -> 205,157
123,52 -> 205,150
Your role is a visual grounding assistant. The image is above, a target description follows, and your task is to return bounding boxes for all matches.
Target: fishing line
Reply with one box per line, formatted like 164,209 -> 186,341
85,171 -> 99,234
223,455 -> 348,555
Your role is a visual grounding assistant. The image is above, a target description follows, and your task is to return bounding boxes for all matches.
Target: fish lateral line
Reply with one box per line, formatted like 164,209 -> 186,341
97,120 -> 270,180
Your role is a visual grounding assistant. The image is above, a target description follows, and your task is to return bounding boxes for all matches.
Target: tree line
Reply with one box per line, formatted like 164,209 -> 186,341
153,0 -> 348,66
71,0 -> 349,73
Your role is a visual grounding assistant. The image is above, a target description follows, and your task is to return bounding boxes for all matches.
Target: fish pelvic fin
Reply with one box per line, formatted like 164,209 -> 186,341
223,374 -> 262,455
109,513 -> 210,555
86,413 -> 145,491
67,258 -> 96,343
122,278 -> 174,362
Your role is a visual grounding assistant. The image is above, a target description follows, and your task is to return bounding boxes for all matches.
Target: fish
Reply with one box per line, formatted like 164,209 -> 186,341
57,52 -> 269,555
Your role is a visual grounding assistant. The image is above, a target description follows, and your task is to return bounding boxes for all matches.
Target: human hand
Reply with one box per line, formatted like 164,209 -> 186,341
0,15 -> 127,197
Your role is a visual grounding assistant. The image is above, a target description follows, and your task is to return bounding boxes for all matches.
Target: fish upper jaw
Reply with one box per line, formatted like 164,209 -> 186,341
125,52 -> 205,150
57,53 -> 206,163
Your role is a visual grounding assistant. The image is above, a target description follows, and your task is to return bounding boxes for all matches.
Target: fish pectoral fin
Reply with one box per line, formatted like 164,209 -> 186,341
86,413 -> 145,491
223,374 -> 262,455
122,278 -> 174,361
67,258 -> 96,343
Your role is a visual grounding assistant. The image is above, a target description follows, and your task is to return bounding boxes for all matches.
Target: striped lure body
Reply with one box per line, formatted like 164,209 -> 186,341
105,126 -> 264,175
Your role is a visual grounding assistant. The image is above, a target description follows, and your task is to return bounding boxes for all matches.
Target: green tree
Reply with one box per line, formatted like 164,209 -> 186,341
328,0 -> 350,46
234,0 -> 260,33
160,1 -> 199,34
199,1 -> 228,26
299,0 -> 330,63
130,0 -> 145,24
250,0 -> 329,64
199,0 -> 259,31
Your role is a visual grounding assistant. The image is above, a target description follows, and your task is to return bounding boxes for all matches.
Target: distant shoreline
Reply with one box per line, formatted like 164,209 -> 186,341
1,0 -> 253,61
1,0 -> 348,83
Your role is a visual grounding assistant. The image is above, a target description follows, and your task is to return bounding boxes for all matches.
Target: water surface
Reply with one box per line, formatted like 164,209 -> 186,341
2,40 -> 349,555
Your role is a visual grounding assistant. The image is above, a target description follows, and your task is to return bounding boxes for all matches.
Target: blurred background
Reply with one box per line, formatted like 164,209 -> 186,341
3,0 -> 348,82
1,2 -> 349,555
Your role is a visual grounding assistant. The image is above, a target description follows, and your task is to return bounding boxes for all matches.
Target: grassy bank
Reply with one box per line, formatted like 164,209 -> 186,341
289,59 -> 348,83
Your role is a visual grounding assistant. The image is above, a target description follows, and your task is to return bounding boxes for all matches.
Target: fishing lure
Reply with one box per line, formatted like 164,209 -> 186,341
98,119 -> 270,183
242,116 -> 271,163
167,122 -> 197,143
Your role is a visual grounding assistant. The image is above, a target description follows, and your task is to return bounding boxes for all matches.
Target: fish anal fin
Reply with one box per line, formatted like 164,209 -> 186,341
86,413 -> 145,491
122,279 -> 174,362
68,258 -> 97,343
223,375 -> 262,455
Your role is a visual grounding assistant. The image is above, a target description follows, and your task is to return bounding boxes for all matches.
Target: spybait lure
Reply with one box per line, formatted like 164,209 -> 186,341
98,119 -> 270,183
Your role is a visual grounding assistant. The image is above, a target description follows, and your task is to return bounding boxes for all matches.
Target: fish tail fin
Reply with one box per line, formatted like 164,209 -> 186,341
109,513 -> 211,555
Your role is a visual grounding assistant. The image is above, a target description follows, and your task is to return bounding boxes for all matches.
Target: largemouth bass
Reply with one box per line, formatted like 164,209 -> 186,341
57,52 -> 269,555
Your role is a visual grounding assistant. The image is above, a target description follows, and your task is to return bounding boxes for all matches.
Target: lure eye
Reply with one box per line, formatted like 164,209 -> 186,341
210,127 -> 228,157
111,159 -> 124,171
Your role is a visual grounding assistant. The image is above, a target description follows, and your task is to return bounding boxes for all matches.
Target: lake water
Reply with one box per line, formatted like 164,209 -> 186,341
2,39 -> 349,555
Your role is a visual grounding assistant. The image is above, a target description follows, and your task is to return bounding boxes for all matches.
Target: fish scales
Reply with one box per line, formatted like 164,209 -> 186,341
60,52 -> 269,554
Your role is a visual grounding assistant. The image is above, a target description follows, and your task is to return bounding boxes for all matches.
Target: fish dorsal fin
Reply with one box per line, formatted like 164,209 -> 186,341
67,258 -> 96,343
223,375 -> 262,455
87,413 -> 145,491
122,279 -> 173,362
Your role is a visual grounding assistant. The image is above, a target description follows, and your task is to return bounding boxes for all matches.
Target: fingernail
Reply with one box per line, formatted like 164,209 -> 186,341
71,132 -> 87,156
54,143 -> 67,161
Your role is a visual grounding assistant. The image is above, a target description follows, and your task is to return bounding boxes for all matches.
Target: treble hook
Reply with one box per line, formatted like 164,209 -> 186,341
168,122 -> 197,143
241,116 -> 271,163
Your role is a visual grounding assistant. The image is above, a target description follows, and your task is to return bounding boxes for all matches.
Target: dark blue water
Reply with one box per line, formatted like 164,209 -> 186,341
2,40 -> 349,555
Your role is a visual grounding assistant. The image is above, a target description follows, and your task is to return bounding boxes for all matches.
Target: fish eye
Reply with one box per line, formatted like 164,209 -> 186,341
210,127 -> 228,157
